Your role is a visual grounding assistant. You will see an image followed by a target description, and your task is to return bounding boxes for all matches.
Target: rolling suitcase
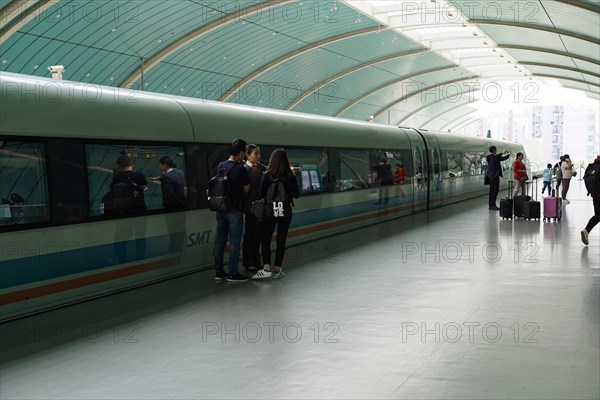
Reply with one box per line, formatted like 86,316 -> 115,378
513,181 -> 531,218
523,178 -> 541,220
543,189 -> 562,222
500,181 -> 513,220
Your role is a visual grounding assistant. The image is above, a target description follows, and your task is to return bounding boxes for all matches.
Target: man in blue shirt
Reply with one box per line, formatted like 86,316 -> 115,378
214,139 -> 250,282
486,146 -> 511,210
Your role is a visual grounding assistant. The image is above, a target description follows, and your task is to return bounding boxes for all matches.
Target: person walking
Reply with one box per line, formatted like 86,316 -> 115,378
554,156 -> 564,193
485,146 -> 511,210
252,149 -> 299,280
581,155 -> 600,245
541,163 -> 553,195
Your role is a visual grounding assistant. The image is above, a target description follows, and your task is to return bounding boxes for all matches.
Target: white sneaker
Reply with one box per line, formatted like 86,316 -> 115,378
272,270 -> 285,279
563,199 -> 570,204
252,269 -> 272,280
581,229 -> 589,246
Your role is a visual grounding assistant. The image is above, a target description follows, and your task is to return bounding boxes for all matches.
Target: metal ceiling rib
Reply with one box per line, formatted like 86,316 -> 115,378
120,0 -> 289,89
446,113 -> 481,132
219,25 -> 382,102
0,0 -> 598,128
423,104 -> 479,131
332,66 -> 466,118
290,51 -> 453,116
285,48 -> 430,110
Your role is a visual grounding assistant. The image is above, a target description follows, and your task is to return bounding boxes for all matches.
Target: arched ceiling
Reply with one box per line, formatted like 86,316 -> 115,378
1,0 -> 598,131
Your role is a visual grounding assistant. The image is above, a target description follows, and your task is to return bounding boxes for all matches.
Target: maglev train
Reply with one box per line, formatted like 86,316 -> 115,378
0,72 -> 524,321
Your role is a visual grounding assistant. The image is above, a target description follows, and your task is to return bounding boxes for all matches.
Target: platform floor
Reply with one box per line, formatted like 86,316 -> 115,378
1,180 -> 599,400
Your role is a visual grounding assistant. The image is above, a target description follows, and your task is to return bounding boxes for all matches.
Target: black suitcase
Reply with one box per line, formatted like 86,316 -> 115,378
523,178 -> 541,220
513,191 -> 531,218
500,181 -> 513,220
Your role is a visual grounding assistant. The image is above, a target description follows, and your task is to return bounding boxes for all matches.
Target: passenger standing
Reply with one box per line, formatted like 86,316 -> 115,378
541,163 -> 553,195
375,158 -> 393,204
242,144 -> 264,272
561,154 -> 574,203
513,152 -> 527,197
581,155 -> 600,245
213,139 -> 250,282
156,156 -> 186,211
252,149 -> 300,280
111,155 -> 148,215
152,156 -> 187,254
485,146 -> 511,210
110,155 -> 148,263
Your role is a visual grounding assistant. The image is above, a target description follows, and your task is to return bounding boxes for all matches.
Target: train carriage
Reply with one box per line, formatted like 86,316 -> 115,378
0,72 -> 524,321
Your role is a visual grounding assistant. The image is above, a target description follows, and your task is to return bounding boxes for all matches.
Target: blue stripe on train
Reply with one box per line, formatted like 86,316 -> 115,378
0,233 -> 184,289
289,192 -> 418,228
1,193 -> 425,289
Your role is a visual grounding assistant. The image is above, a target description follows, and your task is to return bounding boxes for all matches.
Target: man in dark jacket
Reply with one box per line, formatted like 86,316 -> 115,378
157,156 -> 186,211
486,146 -> 511,210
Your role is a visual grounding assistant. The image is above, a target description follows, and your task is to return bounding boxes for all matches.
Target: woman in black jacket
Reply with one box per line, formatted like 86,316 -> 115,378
252,148 -> 299,280
242,144 -> 264,271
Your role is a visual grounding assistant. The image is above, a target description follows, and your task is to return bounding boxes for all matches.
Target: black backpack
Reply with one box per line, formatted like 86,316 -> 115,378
265,178 -> 292,218
583,162 -> 600,196
112,177 -> 140,209
207,163 -> 236,212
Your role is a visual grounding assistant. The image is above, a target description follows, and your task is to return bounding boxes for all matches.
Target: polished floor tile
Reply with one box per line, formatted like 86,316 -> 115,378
1,181 -> 598,399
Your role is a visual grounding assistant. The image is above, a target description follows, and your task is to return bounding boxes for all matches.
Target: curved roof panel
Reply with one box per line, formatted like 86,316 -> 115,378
0,0 -> 598,127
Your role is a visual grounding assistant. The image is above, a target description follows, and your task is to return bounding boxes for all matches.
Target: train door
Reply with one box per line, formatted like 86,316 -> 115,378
429,138 -> 443,209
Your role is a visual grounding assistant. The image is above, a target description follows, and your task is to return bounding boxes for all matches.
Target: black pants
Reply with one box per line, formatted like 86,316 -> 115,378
488,176 -> 500,208
584,196 -> 600,233
243,212 -> 262,268
261,215 -> 293,267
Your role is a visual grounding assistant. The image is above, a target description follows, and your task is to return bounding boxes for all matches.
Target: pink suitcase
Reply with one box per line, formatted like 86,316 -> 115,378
543,196 -> 562,222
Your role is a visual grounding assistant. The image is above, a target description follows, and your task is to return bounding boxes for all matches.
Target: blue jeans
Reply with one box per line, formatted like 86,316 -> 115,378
214,210 -> 244,275
542,181 -> 552,194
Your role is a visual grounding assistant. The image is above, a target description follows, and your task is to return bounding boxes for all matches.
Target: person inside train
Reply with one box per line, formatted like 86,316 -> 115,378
111,155 -> 148,215
110,155 -> 148,263
512,152 -> 528,197
213,139 -> 250,282
252,148 -> 300,280
242,144 -> 264,272
393,163 -> 405,184
485,146 -> 511,211
374,158 -> 393,204
151,156 -> 186,211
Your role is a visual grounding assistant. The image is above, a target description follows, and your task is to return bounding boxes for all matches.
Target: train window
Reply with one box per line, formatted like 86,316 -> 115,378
285,148 -> 328,194
339,149 -> 370,191
258,146 -> 329,194
374,150 -> 411,185
0,140 -> 49,227
463,152 -> 486,175
86,144 -> 186,216
444,151 -> 463,177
